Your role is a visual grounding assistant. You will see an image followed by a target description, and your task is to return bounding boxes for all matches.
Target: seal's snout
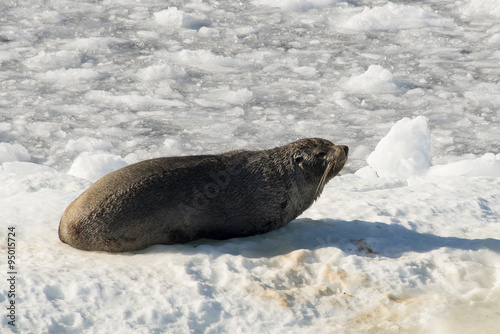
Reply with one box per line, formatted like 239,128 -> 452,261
329,145 -> 349,161
336,145 -> 349,157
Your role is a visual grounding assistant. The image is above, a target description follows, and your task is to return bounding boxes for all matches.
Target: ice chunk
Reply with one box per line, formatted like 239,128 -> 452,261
0,142 -> 31,163
459,0 -> 500,19
337,3 -> 452,31
293,66 -> 317,77
173,49 -> 249,72
252,0 -> 340,11
154,7 -> 207,30
428,153 -> 500,177
136,63 -> 187,81
163,138 -> 184,156
367,116 -> 431,178
63,37 -> 125,52
1,162 -> 56,175
195,87 -> 253,107
65,137 -> 114,153
344,65 -> 402,94
39,68 -> 102,84
24,50 -> 81,69
67,153 -> 128,182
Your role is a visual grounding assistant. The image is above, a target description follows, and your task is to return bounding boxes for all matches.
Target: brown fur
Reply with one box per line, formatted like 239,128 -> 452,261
59,138 -> 348,252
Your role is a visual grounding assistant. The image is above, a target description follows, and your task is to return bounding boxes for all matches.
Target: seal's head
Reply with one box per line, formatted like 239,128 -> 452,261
288,138 -> 349,199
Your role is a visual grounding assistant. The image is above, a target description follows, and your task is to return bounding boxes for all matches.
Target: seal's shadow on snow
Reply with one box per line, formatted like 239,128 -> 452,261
276,218 -> 500,259
147,218 -> 500,259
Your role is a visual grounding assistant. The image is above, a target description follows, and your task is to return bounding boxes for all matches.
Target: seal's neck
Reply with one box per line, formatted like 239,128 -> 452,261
286,173 -> 323,221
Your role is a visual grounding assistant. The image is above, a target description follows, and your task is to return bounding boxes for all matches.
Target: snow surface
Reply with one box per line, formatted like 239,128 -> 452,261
1,0 -> 500,333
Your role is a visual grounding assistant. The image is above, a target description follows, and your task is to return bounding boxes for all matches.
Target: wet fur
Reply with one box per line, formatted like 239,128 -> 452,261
59,138 -> 348,252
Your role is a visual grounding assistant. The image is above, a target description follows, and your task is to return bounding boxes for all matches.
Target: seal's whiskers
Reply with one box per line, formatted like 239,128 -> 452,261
314,160 -> 336,200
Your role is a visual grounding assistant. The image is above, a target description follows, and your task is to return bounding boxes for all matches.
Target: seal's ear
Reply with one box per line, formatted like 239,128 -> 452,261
293,154 -> 304,166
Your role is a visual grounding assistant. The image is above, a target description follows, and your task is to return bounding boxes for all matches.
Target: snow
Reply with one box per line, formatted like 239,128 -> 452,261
1,0 -> 500,333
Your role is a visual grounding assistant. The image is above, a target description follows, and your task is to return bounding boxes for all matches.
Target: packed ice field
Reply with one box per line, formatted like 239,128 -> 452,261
1,0 -> 500,333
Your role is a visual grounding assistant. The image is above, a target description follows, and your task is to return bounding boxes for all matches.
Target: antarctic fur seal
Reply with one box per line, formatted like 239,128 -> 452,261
59,138 -> 348,252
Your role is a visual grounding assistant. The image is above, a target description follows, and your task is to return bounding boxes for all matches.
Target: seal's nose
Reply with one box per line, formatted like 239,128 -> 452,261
341,145 -> 349,155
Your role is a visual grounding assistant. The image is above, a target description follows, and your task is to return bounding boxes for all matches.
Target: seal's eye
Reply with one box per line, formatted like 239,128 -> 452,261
316,152 -> 327,158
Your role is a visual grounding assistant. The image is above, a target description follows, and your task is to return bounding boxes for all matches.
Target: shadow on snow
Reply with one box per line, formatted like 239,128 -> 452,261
144,218 -> 500,259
